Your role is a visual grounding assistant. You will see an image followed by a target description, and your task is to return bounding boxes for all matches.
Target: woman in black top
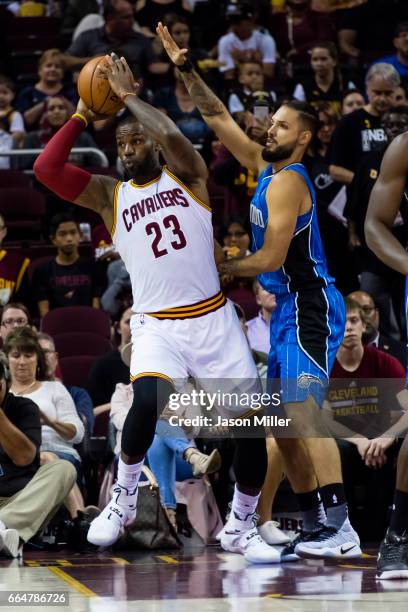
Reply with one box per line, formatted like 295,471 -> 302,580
293,42 -> 354,116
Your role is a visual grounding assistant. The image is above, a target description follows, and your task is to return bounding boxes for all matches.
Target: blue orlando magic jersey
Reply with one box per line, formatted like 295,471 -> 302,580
250,162 -> 334,295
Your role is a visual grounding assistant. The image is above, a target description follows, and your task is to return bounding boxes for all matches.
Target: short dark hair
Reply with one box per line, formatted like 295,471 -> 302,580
1,302 -> 31,325
0,74 -> 15,93
341,87 -> 365,104
4,327 -> 48,381
162,12 -> 189,31
50,212 -> 78,237
395,21 -> 408,37
383,104 -> 408,118
281,100 -> 318,137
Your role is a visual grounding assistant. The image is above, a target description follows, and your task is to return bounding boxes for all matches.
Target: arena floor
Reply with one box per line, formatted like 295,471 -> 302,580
2,544 -> 408,612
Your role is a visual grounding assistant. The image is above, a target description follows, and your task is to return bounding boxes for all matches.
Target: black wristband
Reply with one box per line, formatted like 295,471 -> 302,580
177,58 -> 194,73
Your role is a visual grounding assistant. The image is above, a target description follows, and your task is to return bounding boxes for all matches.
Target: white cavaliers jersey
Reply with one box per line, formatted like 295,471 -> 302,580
111,166 -> 224,317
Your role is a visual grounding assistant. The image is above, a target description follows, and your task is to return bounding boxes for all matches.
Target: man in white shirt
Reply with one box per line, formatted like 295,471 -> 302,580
218,5 -> 276,80
247,280 -> 276,355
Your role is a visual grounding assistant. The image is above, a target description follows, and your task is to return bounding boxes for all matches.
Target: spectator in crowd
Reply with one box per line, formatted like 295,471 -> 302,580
217,4 -> 277,80
0,75 -> 25,169
303,102 -> 357,293
63,0 -> 167,81
135,0 -> 192,38
246,280 -> 275,356
0,302 -> 30,346
223,218 -> 251,259
161,12 -> 208,69
341,87 -> 365,115
0,215 -> 30,307
19,96 -> 99,170
268,0 -> 335,77
31,213 -> 104,317
348,290 -> 406,366
37,332 -> 95,434
345,105 -> 408,338
15,49 -> 77,130
0,357 -> 76,558
227,59 -> 277,118
373,22 -> 408,79
395,79 -> 408,105
324,297 -> 407,538
4,327 -> 86,521
61,0 -> 105,34
337,0 -> 408,66
87,305 -> 131,410
329,63 -> 400,185
101,257 -> 131,316
293,42 -> 354,115
153,66 -> 211,144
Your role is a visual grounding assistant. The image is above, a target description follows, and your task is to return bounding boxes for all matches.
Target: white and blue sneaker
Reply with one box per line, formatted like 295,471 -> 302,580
295,518 -> 362,559
220,512 -> 281,564
87,484 -> 137,547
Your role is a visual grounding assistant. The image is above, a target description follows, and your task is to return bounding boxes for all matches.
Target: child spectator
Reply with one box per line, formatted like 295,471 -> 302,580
0,75 -> 25,169
31,213 -> 105,317
227,59 -> 277,118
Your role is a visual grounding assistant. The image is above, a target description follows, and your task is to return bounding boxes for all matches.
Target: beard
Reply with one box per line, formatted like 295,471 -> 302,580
123,149 -> 160,181
261,140 -> 297,163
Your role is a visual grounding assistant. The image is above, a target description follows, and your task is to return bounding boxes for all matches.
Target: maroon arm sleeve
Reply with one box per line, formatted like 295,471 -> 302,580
33,117 -> 92,202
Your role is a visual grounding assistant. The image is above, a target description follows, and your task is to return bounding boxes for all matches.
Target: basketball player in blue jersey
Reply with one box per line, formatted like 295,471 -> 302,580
365,132 -> 408,579
159,22 -> 362,560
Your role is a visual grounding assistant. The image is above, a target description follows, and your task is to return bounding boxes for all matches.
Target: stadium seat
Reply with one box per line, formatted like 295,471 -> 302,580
226,287 -> 259,321
0,170 -> 32,188
0,187 -> 45,240
53,332 -> 112,359
6,16 -> 61,37
41,306 -> 111,339
59,355 -> 96,389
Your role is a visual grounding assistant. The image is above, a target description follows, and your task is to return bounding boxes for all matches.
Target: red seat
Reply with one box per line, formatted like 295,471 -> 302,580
6,16 -> 61,37
0,170 -> 32,188
226,287 -> 259,321
54,332 -> 112,358
41,306 -> 111,339
59,355 -> 96,389
0,188 -> 46,240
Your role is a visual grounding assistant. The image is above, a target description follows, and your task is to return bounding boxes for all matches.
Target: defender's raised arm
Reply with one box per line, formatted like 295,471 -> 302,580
157,22 -> 266,175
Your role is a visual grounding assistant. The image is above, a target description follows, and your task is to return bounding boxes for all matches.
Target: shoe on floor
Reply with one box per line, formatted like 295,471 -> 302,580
295,518 -> 362,559
87,484 -> 137,547
280,529 -> 321,562
0,528 -> 22,558
258,521 -> 291,546
220,513 -> 281,564
376,528 -> 408,580
187,449 -> 221,477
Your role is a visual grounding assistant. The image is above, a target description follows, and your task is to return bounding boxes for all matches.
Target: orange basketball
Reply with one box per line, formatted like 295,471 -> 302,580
77,56 -> 124,116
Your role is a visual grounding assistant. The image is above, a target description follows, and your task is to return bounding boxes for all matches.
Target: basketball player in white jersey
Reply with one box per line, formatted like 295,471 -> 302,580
34,54 -> 280,564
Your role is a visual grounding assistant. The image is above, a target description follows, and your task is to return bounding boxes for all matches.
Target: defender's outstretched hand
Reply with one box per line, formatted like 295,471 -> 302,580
156,22 -> 188,66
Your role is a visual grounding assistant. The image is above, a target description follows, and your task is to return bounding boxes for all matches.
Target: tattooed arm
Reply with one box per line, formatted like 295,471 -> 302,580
157,23 -> 266,174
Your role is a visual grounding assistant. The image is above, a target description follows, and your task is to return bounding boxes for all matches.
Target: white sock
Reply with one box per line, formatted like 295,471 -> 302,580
230,485 -> 260,526
0,520 -> 5,530
117,457 -> 144,496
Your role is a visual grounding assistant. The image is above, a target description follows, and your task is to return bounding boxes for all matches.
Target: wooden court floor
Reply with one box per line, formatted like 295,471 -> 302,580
1,545 -> 408,611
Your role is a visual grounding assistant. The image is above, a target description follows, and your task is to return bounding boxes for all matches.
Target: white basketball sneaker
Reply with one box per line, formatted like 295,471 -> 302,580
87,484 -> 138,547
258,521 -> 291,546
295,518 -> 362,559
220,512 -> 281,564
0,528 -> 21,558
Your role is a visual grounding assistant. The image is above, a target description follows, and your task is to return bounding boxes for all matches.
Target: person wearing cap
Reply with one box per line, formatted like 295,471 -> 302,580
217,4 -> 276,80
372,22 -> 408,79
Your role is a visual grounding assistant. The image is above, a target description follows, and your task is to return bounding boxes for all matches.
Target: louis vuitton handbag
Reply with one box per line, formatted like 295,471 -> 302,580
114,466 -> 181,551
